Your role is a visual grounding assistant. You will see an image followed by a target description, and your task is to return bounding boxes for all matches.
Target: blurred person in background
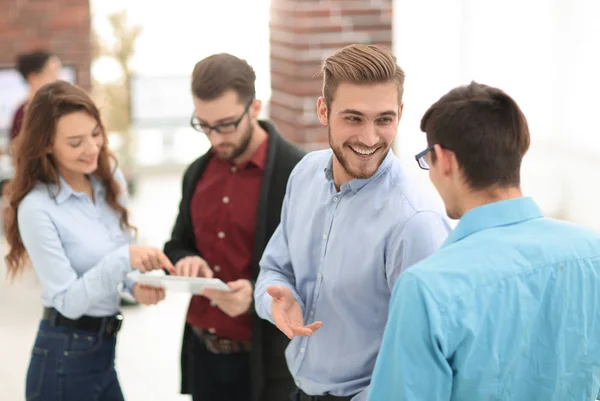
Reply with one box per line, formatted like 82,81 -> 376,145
368,82 -> 600,401
0,50 -> 62,196
10,50 -> 62,142
163,53 -> 305,401
4,80 -> 173,401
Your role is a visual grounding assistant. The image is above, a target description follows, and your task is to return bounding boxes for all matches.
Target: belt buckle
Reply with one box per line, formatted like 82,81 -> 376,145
106,313 -> 124,336
219,338 -> 233,354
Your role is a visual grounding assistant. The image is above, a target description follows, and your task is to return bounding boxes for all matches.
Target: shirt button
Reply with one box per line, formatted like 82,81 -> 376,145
317,273 -> 322,280
213,265 -> 221,272
333,196 -> 338,202
218,231 -> 226,239
231,166 -> 237,173
322,234 -> 327,240
208,328 -> 216,334
310,311 -> 314,316
300,347 -> 305,353
295,380 -> 300,387
222,196 -> 230,204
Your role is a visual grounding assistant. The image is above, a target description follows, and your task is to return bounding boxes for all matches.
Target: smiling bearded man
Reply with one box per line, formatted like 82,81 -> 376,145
253,44 -> 452,401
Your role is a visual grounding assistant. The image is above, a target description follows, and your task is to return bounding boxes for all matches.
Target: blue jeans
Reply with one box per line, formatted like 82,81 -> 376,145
25,319 -> 124,401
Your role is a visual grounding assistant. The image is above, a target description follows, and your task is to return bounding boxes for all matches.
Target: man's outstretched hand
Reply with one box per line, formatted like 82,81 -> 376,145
267,285 -> 322,339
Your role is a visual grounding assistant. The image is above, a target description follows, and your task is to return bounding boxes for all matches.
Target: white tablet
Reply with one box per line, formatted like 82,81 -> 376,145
130,274 -> 231,294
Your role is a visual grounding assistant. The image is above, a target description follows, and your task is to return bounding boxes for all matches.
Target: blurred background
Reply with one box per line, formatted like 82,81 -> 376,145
0,0 -> 599,400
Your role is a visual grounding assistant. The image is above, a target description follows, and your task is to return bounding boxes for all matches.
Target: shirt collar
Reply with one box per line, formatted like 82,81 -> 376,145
442,196 -> 544,248
323,148 -> 395,193
245,136 -> 269,170
52,174 -> 104,204
213,128 -> 270,172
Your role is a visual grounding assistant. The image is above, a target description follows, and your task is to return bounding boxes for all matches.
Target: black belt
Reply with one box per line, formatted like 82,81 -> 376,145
191,326 -> 252,354
296,388 -> 355,401
42,307 -> 124,336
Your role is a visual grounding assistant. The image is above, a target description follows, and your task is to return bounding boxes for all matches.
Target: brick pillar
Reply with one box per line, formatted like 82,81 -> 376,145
269,0 -> 393,150
0,0 -> 92,90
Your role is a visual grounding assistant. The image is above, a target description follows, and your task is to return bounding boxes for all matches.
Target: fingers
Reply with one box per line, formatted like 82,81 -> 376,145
272,309 -> 294,339
227,279 -> 249,292
202,289 -> 229,303
156,251 -> 174,273
175,259 -> 189,276
141,258 -> 153,273
174,257 -> 211,277
130,246 -> 172,273
175,259 -> 193,276
135,286 -> 165,305
199,264 -> 214,278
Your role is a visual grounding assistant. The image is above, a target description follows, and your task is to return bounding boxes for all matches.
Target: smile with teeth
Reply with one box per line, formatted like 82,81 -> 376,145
349,145 -> 378,156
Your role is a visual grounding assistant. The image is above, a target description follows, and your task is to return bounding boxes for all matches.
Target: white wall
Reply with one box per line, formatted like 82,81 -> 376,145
393,0 -> 600,229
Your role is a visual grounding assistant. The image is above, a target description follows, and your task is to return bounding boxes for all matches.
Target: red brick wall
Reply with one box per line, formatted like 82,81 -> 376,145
269,0 -> 393,150
0,0 -> 92,90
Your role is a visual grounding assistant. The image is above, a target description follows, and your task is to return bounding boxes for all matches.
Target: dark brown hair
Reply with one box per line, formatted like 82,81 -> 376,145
191,53 -> 256,103
421,81 -> 530,190
4,80 -> 134,279
321,44 -> 405,108
16,50 -> 54,80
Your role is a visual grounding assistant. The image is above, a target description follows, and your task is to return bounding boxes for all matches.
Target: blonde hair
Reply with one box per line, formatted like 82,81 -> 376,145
321,44 -> 405,108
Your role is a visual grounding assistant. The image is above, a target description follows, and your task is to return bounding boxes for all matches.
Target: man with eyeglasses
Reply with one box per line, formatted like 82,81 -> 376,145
163,53 -> 305,401
368,82 -> 600,401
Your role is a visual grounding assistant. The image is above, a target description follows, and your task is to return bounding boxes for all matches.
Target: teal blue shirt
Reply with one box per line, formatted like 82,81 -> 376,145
368,197 -> 600,401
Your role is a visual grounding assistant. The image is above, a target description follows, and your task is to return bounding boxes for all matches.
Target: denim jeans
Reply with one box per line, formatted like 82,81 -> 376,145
25,319 -> 124,401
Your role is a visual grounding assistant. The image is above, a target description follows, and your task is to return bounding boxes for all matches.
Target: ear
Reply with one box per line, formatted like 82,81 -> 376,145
397,102 -> 404,124
250,99 -> 262,119
316,97 -> 328,126
433,144 -> 455,177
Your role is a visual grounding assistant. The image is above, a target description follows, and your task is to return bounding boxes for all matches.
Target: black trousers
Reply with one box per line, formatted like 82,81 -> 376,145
189,332 -> 294,401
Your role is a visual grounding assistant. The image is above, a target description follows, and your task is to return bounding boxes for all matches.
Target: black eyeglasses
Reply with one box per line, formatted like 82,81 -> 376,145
415,145 -> 452,170
190,99 -> 253,134
415,145 -> 435,170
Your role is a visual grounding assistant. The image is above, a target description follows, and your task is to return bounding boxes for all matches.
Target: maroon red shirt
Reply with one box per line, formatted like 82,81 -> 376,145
186,139 -> 268,341
10,101 -> 27,141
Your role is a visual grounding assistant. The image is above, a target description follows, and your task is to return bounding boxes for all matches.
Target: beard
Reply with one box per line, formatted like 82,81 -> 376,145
328,126 -> 390,180
215,121 -> 254,162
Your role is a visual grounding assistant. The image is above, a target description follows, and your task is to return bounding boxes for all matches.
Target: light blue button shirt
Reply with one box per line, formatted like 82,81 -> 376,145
254,149 -> 451,400
17,169 -> 133,319
368,197 -> 600,401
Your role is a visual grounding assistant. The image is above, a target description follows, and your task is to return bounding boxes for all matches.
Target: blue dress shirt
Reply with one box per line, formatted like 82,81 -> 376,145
368,197 -> 600,401
254,149 -> 451,400
17,169 -> 133,319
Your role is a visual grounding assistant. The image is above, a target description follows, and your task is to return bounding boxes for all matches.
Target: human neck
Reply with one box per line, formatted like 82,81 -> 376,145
459,186 -> 523,216
232,122 -> 268,165
58,168 -> 89,192
331,157 -> 353,191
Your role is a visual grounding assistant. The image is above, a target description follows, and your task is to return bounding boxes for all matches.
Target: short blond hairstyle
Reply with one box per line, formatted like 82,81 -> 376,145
321,44 -> 405,108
